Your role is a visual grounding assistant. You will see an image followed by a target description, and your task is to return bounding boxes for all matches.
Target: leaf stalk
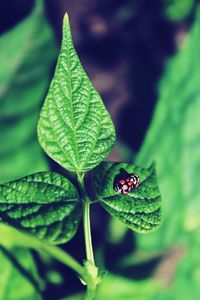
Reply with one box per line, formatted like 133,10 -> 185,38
77,174 -> 99,300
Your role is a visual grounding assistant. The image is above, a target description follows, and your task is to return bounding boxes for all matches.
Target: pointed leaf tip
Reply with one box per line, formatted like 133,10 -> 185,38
63,12 -> 69,25
38,12 -> 116,173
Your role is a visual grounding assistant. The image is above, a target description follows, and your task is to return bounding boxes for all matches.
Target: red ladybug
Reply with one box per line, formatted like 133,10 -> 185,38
113,168 -> 140,195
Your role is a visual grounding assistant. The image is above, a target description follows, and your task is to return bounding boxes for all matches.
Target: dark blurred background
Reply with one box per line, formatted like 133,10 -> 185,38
1,0 -> 200,299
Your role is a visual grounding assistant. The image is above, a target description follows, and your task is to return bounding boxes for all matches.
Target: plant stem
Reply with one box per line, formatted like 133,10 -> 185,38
0,224 -> 90,285
39,242 -> 98,299
83,200 -> 94,264
77,174 -> 99,300
82,287 -> 97,300
77,174 -> 95,265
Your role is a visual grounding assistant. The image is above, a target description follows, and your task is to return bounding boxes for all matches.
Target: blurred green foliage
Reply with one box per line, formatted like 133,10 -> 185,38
164,0 -> 194,21
95,274 -> 162,300
0,246 -> 41,300
166,233 -> 200,300
66,274 -> 163,300
0,0 -> 56,184
0,0 -> 56,299
151,232 -> 200,300
136,6 -> 200,252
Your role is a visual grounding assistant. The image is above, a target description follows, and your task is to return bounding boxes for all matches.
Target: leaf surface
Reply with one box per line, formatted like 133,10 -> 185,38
38,14 -> 116,173
92,162 -> 161,233
0,172 -> 81,244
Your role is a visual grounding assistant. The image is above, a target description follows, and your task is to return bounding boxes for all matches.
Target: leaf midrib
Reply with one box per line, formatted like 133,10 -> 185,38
64,25 -> 80,170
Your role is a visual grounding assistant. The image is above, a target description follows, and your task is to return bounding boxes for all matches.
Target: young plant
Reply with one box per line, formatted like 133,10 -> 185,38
0,14 -> 162,300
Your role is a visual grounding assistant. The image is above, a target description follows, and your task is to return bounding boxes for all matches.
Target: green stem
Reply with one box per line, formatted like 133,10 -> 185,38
83,200 -> 94,264
0,225 -> 90,285
82,287 -> 97,300
77,174 -> 99,300
77,173 -> 95,265
39,242 -> 98,298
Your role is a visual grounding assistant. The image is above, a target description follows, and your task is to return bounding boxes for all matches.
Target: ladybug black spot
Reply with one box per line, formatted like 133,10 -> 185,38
113,168 -> 140,195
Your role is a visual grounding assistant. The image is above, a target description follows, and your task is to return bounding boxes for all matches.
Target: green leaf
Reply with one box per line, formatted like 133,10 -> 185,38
135,7 -> 200,252
0,0 -> 56,183
0,172 -> 81,244
38,14 -> 116,174
0,247 -> 41,300
92,162 -> 162,233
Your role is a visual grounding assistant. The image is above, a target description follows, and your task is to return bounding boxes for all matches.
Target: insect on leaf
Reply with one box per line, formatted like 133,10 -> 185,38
92,162 -> 162,233
0,172 -> 81,245
38,14 -> 116,174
